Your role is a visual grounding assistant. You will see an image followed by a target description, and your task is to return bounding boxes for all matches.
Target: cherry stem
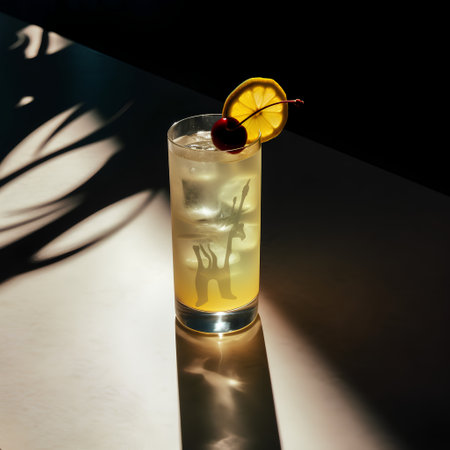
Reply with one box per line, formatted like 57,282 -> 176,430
238,98 -> 304,127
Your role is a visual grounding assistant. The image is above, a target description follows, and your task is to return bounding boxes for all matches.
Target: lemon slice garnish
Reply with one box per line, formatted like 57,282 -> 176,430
222,77 -> 289,143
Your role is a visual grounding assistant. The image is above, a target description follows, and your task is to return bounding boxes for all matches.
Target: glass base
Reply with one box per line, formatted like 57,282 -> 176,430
175,296 -> 258,334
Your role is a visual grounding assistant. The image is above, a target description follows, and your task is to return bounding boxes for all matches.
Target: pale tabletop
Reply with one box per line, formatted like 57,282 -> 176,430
1,12 -> 449,450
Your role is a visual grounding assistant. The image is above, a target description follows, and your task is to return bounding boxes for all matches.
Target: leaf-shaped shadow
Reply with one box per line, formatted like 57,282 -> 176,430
0,99 -> 157,284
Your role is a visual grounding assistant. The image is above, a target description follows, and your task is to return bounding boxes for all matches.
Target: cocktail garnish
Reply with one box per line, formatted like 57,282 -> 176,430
211,77 -> 303,152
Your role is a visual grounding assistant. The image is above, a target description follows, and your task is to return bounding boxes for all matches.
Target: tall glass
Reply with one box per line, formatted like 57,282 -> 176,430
168,114 -> 261,333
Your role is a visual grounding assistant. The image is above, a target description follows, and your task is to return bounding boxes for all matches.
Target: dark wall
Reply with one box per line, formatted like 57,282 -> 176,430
1,1 -> 443,194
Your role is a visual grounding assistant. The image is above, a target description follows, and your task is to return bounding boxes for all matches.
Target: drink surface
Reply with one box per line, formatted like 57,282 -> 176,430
169,131 -> 261,313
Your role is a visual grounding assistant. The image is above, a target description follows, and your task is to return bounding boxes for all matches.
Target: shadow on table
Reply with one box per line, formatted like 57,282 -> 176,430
0,14 -> 219,284
176,316 -> 281,450
259,132 -> 450,450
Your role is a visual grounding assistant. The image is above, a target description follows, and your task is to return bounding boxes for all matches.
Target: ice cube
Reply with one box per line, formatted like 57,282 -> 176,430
182,179 -> 220,220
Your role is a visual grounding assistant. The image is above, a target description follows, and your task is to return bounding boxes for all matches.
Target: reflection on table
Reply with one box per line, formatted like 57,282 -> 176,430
176,316 -> 280,450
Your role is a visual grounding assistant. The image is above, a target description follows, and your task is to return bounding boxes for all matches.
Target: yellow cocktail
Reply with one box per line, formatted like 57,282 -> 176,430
168,78 -> 301,332
168,114 -> 261,332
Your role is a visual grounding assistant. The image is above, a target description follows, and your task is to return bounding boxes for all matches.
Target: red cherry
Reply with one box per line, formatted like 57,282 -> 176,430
211,117 -> 248,152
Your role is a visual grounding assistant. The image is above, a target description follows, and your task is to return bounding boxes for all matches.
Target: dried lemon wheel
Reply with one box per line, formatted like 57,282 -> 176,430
222,77 -> 289,143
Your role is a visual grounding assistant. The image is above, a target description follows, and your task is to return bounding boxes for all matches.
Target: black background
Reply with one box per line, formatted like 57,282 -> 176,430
0,1 -> 444,194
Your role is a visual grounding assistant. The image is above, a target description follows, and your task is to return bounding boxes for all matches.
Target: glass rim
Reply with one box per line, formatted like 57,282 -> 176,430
167,113 -> 261,153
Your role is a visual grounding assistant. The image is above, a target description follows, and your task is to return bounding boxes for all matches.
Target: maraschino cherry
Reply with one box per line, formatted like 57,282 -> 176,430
211,98 -> 304,152
211,117 -> 248,152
